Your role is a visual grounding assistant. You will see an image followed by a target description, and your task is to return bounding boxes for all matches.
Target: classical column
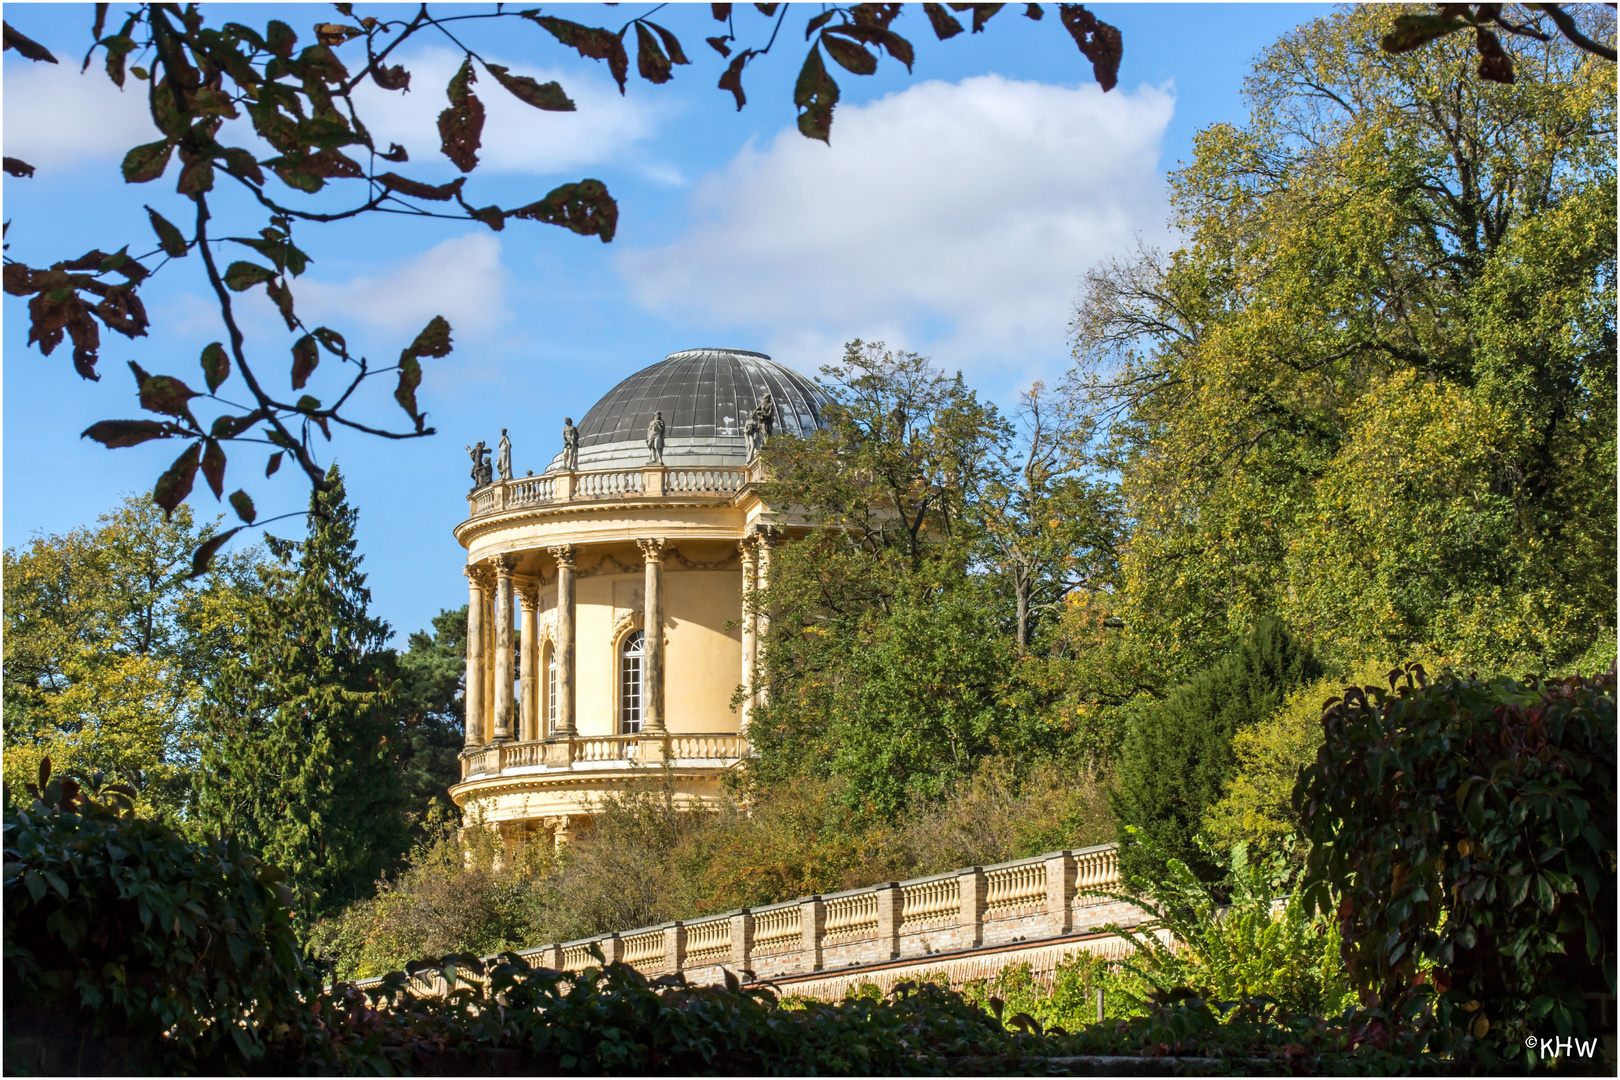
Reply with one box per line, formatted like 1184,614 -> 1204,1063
754,527 -> 776,705
549,545 -> 577,736
518,579 -> 539,742
637,538 -> 668,733
738,538 -> 759,730
492,555 -> 516,741
463,565 -> 488,746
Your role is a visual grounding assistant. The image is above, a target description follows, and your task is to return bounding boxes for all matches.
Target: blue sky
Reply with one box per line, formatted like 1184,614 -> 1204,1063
3,2 -> 1327,639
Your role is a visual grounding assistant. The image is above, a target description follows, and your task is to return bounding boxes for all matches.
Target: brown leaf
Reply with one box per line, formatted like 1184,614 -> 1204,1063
211,409 -> 268,439
266,451 -> 284,477
922,3 -> 964,39
154,441 -> 202,515
821,33 -> 877,76
403,314 -> 453,361
371,61 -> 411,91
266,278 -> 296,330
3,22 -> 58,63
718,49 -> 756,110
712,3 -> 732,22
376,172 -> 466,202
379,143 -> 409,162
437,57 -> 485,172
3,157 -> 35,177
2,262 -> 44,296
1057,4 -> 1121,91
201,438 -> 227,497
188,526 -> 242,578
645,21 -> 690,65
133,361 -> 200,421
707,35 -> 732,57
314,23 -> 362,46
1475,27 -> 1514,84
122,139 -> 176,184
508,179 -> 619,242
635,22 -> 673,84
81,419 -> 183,448
1024,4 -> 1044,20
528,15 -> 629,94
851,3 -> 903,29
146,207 -> 188,258
291,334 -> 318,389
483,62 -> 576,110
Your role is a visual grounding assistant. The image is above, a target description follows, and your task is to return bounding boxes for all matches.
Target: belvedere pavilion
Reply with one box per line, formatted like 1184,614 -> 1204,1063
450,348 -> 829,846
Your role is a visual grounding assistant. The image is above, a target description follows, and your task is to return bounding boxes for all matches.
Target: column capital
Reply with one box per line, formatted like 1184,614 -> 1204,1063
738,535 -> 760,562
464,562 -> 493,588
636,537 -> 669,563
548,544 -> 577,570
751,524 -> 779,547
517,578 -> 540,610
493,553 -> 519,578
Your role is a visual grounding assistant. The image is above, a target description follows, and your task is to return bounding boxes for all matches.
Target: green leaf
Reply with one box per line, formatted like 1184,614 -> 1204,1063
153,441 -> 202,515
146,207 -> 188,258
794,46 -> 840,143
229,489 -> 256,524
223,262 -> 277,292
200,342 -> 230,392
122,139 -> 175,184
482,63 -> 575,111
821,32 -> 877,76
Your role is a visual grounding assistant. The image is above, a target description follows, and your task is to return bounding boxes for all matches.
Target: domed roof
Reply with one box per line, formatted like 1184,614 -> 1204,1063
550,348 -> 830,471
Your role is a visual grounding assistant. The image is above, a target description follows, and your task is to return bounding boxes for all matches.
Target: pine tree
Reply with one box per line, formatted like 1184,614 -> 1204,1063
1112,617 -> 1321,883
197,466 -> 406,918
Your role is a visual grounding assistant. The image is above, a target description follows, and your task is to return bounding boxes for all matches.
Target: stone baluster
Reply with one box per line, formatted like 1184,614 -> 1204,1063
492,555 -> 516,741
518,580 -> 539,742
463,565 -> 489,746
547,546 -> 577,736
739,538 -> 758,730
637,538 -> 668,734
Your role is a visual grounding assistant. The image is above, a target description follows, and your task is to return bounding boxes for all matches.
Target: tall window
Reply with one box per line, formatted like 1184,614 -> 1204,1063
547,643 -> 558,732
620,630 -> 644,734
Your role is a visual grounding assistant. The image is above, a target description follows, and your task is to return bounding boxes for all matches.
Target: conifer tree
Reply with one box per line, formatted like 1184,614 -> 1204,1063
197,466 -> 406,918
1112,617 -> 1320,883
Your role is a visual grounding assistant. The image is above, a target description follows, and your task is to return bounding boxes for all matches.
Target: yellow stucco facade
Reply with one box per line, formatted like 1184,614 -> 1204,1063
449,348 -> 824,845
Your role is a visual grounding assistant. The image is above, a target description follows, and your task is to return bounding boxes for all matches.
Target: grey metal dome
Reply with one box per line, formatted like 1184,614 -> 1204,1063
549,348 -> 830,471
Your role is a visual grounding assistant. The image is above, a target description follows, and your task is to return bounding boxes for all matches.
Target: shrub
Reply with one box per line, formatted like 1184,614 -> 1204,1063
1098,831 -> 1355,1018
3,761 -> 310,1073
1296,664 -> 1617,1069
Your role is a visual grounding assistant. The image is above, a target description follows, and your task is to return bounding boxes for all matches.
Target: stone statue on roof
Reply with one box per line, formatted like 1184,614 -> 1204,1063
646,411 -> 666,464
497,428 -> 513,481
562,417 -> 579,470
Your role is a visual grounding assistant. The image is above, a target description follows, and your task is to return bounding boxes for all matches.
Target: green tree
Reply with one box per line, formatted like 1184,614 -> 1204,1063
1070,6 -> 1616,674
749,342 -> 1015,815
2,495 -> 262,821
1112,616 -> 1320,882
197,465 -> 407,918
393,606 -> 468,835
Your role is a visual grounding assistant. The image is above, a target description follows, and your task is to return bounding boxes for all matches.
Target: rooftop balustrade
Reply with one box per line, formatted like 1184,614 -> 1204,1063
466,464 -> 754,520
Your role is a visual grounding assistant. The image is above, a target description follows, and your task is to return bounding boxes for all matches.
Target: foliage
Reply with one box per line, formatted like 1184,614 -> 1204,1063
1113,616 -> 1321,881
1203,663 -> 1389,859
393,606 -> 469,836
3,761 -> 309,1073
1296,664 -> 1617,1069
1,4 -> 1119,555
1098,831 -> 1356,1020
309,811 -> 552,983
197,466 -> 407,919
1,495 -> 264,822
1071,5 -> 1616,675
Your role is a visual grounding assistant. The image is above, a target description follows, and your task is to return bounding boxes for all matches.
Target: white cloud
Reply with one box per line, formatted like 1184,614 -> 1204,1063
616,75 -> 1175,385
294,232 -> 509,338
350,47 -> 676,179
3,55 -> 160,170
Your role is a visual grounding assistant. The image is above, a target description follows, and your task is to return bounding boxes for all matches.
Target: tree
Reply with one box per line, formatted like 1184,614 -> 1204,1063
0,3 -> 1123,567
197,465 -> 407,918
2,495 -> 263,822
1070,6 -> 1615,674
1112,616 -> 1320,882
393,606 -> 468,836
749,342 -> 1015,813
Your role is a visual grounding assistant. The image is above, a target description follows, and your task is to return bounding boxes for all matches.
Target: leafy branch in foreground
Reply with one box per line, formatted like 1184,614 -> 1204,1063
1,2 -> 1122,571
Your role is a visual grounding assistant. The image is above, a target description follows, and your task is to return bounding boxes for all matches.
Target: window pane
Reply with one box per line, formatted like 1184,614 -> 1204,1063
621,631 -> 644,734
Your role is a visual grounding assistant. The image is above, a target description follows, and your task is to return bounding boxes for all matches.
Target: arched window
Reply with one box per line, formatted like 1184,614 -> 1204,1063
620,630 -> 644,734
547,641 -> 558,733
